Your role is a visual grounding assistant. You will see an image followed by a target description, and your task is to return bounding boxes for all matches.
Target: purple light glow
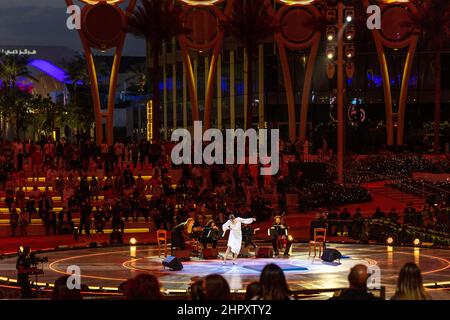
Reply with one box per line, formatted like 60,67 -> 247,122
28,59 -> 82,85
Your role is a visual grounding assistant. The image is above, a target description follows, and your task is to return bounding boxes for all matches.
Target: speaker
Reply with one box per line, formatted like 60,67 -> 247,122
173,249 -> 191,261
321,248 -> 342,262
238,247 -> 251,258
162,256 -> 183,271
256,247 -> 273,258
202,248 -> 218,259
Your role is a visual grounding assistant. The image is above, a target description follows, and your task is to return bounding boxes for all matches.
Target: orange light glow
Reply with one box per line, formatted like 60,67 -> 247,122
80,0 -> 124,5
381,0 -> 410,3
180,0 -> 223,6
147,100 -> 153,141
277,0 -> 317,5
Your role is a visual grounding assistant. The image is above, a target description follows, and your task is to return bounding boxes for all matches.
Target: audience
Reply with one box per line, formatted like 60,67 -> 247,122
189,279 -> 206,300
244,282 -> 261,300
391,263 -> 431,300
329,264 -> 380,300
122,274 -> 161,300
204,274 -> 231,300
254,263 -> 293,300
51,275 -> 82,300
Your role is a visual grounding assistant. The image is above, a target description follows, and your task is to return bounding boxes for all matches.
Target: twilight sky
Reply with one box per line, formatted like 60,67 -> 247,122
0,0 -> 145,56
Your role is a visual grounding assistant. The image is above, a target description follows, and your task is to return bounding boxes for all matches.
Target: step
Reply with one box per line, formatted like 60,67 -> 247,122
0,220 -> 153,237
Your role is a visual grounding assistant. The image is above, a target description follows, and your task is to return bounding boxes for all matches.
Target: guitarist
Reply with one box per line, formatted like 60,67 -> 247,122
242,225 -> 259,249
200,220 -> 220,249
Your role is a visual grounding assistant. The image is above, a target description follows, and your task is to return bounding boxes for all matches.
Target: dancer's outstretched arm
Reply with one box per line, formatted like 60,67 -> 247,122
239,217 -> 256,225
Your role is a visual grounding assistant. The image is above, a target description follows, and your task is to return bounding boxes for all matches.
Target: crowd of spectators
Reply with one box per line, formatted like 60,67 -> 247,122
310,200 -> 450,245
388,178 -> 450,206
346,154 -> 450,183
1,135 -> 288,238
0,134 -> 377,239
297,183 -> 372,212
48,262 -> 430,301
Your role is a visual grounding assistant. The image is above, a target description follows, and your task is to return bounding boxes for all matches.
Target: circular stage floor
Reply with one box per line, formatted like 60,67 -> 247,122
1,244 -> 449,299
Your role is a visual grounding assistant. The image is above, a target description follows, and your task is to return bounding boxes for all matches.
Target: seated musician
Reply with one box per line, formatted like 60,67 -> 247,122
242,224 -> 258,249
200,220 -> 220,249
171,218 -> 195,251
269,215 -> 293,257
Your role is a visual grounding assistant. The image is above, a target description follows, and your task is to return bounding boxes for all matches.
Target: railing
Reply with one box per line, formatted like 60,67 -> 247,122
162,287 -> 386,300
311,219 -> 450,246
387,176 -> 450,202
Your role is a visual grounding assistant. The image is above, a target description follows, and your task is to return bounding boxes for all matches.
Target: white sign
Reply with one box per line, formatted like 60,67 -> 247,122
0,48 -> 37,56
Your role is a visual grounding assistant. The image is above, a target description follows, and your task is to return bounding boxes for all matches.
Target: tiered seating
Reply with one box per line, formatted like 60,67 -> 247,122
0,169 -> 183,237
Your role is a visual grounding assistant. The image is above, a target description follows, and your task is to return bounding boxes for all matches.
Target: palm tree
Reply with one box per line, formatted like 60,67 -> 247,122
126,0 -> 185,140
63,55 -> 96,135
408,0 -> 450,153
223,0 -> 277,130
0,55 -> 37,139
63,54 -> 90,112
125,64 -> 147,95
30,94 -> 61,137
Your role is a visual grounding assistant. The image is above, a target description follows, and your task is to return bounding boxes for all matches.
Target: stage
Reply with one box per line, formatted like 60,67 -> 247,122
1,244 -> 449,299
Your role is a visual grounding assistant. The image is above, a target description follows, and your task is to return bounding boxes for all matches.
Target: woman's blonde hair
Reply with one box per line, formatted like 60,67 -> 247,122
186,218 -> 195,234
392,263 -> 430,300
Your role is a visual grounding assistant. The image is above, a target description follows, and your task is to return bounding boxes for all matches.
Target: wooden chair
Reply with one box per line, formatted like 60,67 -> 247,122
309,228 -> 327,257
156,230 -> 168,257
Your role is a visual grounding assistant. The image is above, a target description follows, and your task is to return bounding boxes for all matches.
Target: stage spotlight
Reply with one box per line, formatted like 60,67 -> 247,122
386,236 -> 394,245
345,26 -> 355,41
326,26 -> 336,41
345,8 -> 354,23
345,45 -> 355,59
413,238 -> 421,246
327,46 -> 335,60
129,238 -> 137,245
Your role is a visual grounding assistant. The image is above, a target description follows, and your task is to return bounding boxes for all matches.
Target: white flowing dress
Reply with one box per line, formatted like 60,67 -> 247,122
222,218 -> 254,255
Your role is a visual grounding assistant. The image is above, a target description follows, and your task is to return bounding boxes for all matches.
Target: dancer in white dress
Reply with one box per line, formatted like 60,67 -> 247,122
222,214 -> 256,264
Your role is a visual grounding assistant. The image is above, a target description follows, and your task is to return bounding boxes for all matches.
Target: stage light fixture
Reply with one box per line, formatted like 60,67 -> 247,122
386,236 -> 394,245
129,238 -> 137,245
326,26 -> 336,41
345,8 -> 354,23
413,238 -> 421,246
345,26 -> 355,41
327,46 -> 335,60
345,45 -> 355,59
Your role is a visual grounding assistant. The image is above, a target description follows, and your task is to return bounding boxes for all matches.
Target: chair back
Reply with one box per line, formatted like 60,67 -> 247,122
157,230 -> 167,243
314,228 -> 326,242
